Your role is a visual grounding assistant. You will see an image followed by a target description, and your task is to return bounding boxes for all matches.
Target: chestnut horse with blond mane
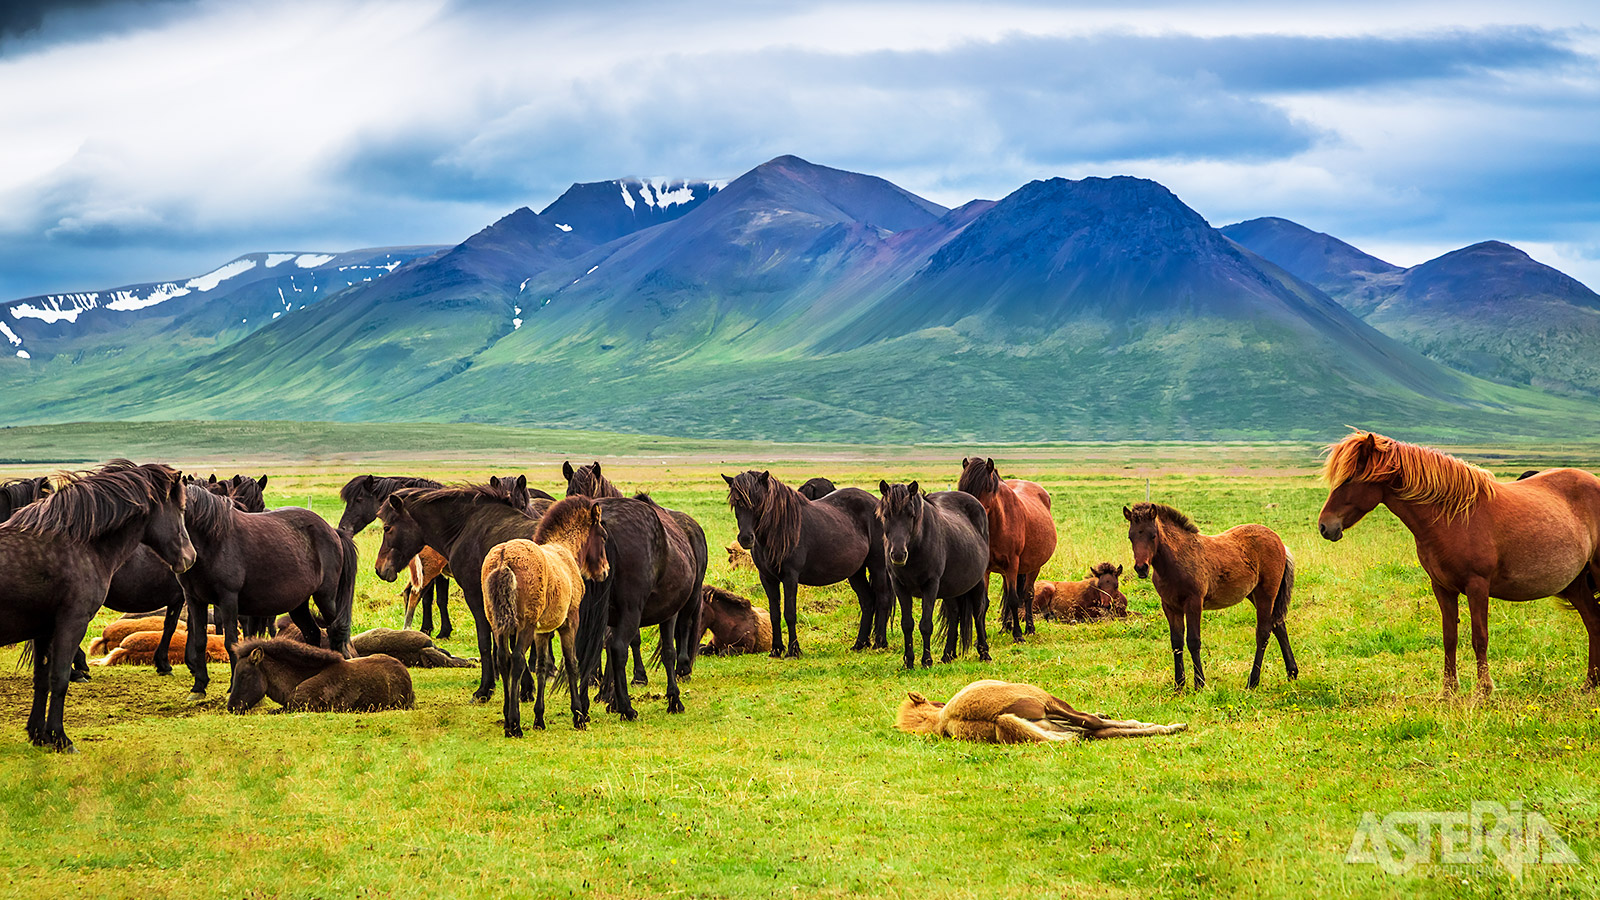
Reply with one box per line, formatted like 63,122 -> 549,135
957,458 -> 1057,642
1318,431 -> 1600,693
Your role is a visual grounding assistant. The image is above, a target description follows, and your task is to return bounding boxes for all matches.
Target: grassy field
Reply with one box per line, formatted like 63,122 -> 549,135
0,437 -> 1597,898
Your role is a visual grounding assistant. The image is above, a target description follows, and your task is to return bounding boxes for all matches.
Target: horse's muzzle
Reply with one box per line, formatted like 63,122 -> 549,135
375,558 -> 398,583
1133,562 -> 1150,579
889,552 -> 909,567
1318,521 -> 1343,542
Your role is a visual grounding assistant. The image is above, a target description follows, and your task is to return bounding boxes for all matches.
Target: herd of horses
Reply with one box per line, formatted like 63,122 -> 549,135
3,430 -> 1600,752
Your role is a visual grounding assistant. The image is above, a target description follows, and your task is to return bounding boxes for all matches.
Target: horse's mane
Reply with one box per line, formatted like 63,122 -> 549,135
703,584 -> 754,611
238,636 -> 344,669
1088,561 -> 1120,578
726,471 -> 802,564
533,495 -> 598,542
414,482 -> 535,515
339,474 -> 440,505
0,476 -> 47,520
565,462 -> 623,499
957,458 -> 1000,497
1323,431 -> 1495,521
4,461 -> 179,543
877,482 -> 922,520
183,483 -> 239,543
1126,502 -> 1198,533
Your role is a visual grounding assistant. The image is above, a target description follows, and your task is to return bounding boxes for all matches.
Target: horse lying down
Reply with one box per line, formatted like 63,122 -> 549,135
274,617 -> 476,668
227,638 -> 414,713
697,585 -> 771,655
896,680 -> 1187,744
95,631 -> 228,666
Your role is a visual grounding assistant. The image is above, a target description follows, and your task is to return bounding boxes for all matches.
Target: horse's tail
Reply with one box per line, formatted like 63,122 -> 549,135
1271,546 -> 1295,628
332,527 -> 359,657
484,550 -> 520,642
15,640 -> 34,672
933,594 -> 974,655
572,565 -> 612,687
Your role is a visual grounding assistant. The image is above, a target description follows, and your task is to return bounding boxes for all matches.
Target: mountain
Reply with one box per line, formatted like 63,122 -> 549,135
0,157 -> 1594,442
538,178 -> 726,243
1226,220 -> 1600,397
1219,217 -> 1402,316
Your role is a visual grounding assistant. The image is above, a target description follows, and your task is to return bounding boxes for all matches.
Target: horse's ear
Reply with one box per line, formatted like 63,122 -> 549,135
359,474 -> 374,493
908,480 -> 919,497
249,647 -> 264,663
1116,565 -> 1124,576
759,471 -> 770,483
388,493 -> 406,514
722,474 -> 735,486
257,475 -> 268,490
490,475 -> 502,488
1123,505 -> 1133,521
208,474 -> 218,484
879,480 -> 890,495
562,461 -> 575,479
231,474 -> 245,488
961,457 -> 969,468
986,458 -> 995,471
908,691 -> 926,704
591,462 -> 602,476
515,474 -> 527,491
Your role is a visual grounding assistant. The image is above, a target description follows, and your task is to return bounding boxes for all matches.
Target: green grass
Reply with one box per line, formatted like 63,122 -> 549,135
0,450 -> 1597,898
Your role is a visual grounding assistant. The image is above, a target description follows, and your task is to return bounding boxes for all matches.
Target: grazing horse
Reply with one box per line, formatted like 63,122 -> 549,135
723,471 -> 890,656
482,496 -> 611,735
1035,564 -> 1128,622
179,485 -> 359,700
374,483 -> 553,703
957,458 -> 1058,642
695,586 -> 772,655
1319,431 -> 1600,693
896,681 -> 1187,744
798,477 -> 837,501
877,481 -> 991,668
0,462 -> 194,751
1124,502 -> 1298,690
227,638 -> 413,713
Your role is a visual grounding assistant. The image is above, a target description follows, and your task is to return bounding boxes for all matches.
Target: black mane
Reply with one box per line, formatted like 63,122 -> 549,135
4,462 -> 179,543
339,474 -> 441,505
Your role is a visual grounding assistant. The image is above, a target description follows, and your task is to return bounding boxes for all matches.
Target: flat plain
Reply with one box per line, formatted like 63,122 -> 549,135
0,424 -> 1595,899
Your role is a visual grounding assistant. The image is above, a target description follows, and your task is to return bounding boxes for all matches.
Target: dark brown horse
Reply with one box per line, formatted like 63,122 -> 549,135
178,485 -> 359,700
878,481 -> 991,668
723,471 -> 890,656
227,638 -> 413,713
1319,431 -> 1600,692
798,477 -> 837,501
957,458 -> 1058,642
1125,502 -> 1297,690
0,462 -> 194,750
695,586 -> 772,655
0,476 -> 48,521
563,461 -> 623,499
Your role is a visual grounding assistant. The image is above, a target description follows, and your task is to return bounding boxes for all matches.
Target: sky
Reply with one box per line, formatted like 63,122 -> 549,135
2,0 -> 1598,299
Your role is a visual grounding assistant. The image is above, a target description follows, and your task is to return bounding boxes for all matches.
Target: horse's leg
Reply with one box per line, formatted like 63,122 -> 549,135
184,592 -> 211,700
471,603 -> 496,703
940,593 -> 960,664
919,591 -> 936,668
630,634 -> 648,685
759,568 -> 784,657
42,624 -> 81,752
971,584 -> 992,662
1004,565 -> 1024,644
435,577 -> 452,641
70,646 -> 90,683
499,635 -> 522,738
1273,620 -> 1299,681
520,643 -> 538,701
869,562 -> 893,650
287,603 -> 322,648
1247,591 -> 1272,690
849,568 -> 874,651
420,578 -> 435,636
607,609 -> 642,721
26,632 -> 49,744
661,616 -> 685,714
152,597 -> 184,676
1184,597 -> 1205,689
1562,581 -> 1600,688
558,625 -> 587,729
1432,583 -> 1461,694
782,574 -> 802,659
1020,571 -> 1037,636
1163,604 -> 1185,691
532,633 -> 550,730
1464,580 -> 1493,696
894,580 -> 916,669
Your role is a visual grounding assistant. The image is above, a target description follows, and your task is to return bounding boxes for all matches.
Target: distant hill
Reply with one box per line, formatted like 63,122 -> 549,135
0,157 -> 1595,442
538,178 -> 725,243
1220,217 -> 1402,316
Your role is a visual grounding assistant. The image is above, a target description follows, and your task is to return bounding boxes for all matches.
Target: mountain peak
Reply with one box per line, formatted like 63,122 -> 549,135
539,178 -> 723,243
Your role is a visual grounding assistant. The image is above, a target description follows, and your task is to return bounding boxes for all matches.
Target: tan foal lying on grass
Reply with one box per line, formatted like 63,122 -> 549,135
896,680 -> 1187,743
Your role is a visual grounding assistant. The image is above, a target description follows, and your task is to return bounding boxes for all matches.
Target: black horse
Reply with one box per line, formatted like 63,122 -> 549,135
562,461 -> 622,500
877,481 -> 992,668
723,471 -> 891,656
797,477 -> 837,501
178,485 -> 358,701
0,476 -> 48,521
0,462 -> 194,750
200,475 -> 277,640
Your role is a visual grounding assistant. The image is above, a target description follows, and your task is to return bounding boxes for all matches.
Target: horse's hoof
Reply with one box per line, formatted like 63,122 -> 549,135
505,727 -> 524,738
940,654 -> 955,664
620,708 -> 639,722
187,692 -> 207,702
472,693 -> 492,704
533,720 -> 546,730
977,651 -> 992,662
1011,635 -> 1025,645
1025,626 -> 1035,635
519,690 -> 536,702
631,676 -> 648,686
154,668 -> 172,677
769,649 -> 784,659
667,699 -> 685,714
69,670 -> 91,683
437,631 -> 451,641
785,647 -> 803,659
921,657 -> 933,668
851,642 -> 868,652
55,740 -> 77,754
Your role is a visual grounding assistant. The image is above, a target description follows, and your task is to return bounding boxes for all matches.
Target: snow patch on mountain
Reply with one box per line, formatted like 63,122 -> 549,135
265,253 -> 297,267
187,259 -> 257,292
296,253 -> 336,268
107,283 -> 192,311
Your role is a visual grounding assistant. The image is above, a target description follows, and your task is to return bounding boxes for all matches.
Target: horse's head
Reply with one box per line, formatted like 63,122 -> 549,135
877,480 -> 925,567
579,504 -> 610,582
374,491 -> 427,582
148,469 -> 196,574
488,474 -> 538,513
1090,562 -> 1125,606
723,471 -> 770,550
1318,431 -> 1390,542
337,474 -> 382,534
957,457 -> 1000,499
225,474 -> 268,513
1123,504 -> 1161,578
227,644 -> 269,713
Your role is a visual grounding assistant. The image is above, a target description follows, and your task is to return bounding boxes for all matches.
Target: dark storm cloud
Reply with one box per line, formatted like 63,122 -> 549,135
0,0 -> 194,46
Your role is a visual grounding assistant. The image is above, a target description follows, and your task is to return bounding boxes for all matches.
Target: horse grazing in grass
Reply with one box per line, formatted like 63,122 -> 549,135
1035,564 -> 1128,622
957,458 -> 1058,642
895,681 -> 1187,744
482,496 -> 611,735
0,461 -> 193,750
695,586 -> 772,655
877,481 -> 991,668
724,471 -> 890,656
227,638 -> 413,713
798,477 -> 837,501
1319,430 -> 1600,693
1125,502 -> 1297,690
179,485 -> 359,700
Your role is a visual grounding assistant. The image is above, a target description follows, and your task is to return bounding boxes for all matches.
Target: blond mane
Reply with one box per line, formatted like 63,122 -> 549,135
1323,431 -> 1496,521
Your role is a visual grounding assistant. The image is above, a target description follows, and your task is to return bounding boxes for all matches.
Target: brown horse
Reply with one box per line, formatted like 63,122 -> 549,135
1124,502 -> 1298,690
96,631 -> 228,667
957,458 -> 1058,642
1035,563 -> 1128,622
895,680 -> 1187,743
227,638 -> 414,712
695,585 -> 772,655
1319,431 -> 1600,693
482,496 -> 611,735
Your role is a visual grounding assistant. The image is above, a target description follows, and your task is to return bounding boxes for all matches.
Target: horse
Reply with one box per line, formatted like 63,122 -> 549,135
0,476 -> 48,521
877,481 -> 992,668
957,457 -> 1058,642
373,482 -> 554,703
0,461 -> 193,750
1319,430 -> 1600,693
726,541 -> 755,570
1124,502 -> 1298,690
695,585 -> 772,655
401,546 -> 453,636
562,461 -> 622,499
573,494 -> 708,720
96,630 -> 228,667
723,470 -> 890,656
482,495 -> 611,735
271,614 -> 476,668
1035,563 -> 1128,622
227,638 -> 413,713
200,474 -> 277,640
895,680 -> 1187,744
798,477 -> 836,501
178,484 -> 359,701
88,615 -> 213,657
